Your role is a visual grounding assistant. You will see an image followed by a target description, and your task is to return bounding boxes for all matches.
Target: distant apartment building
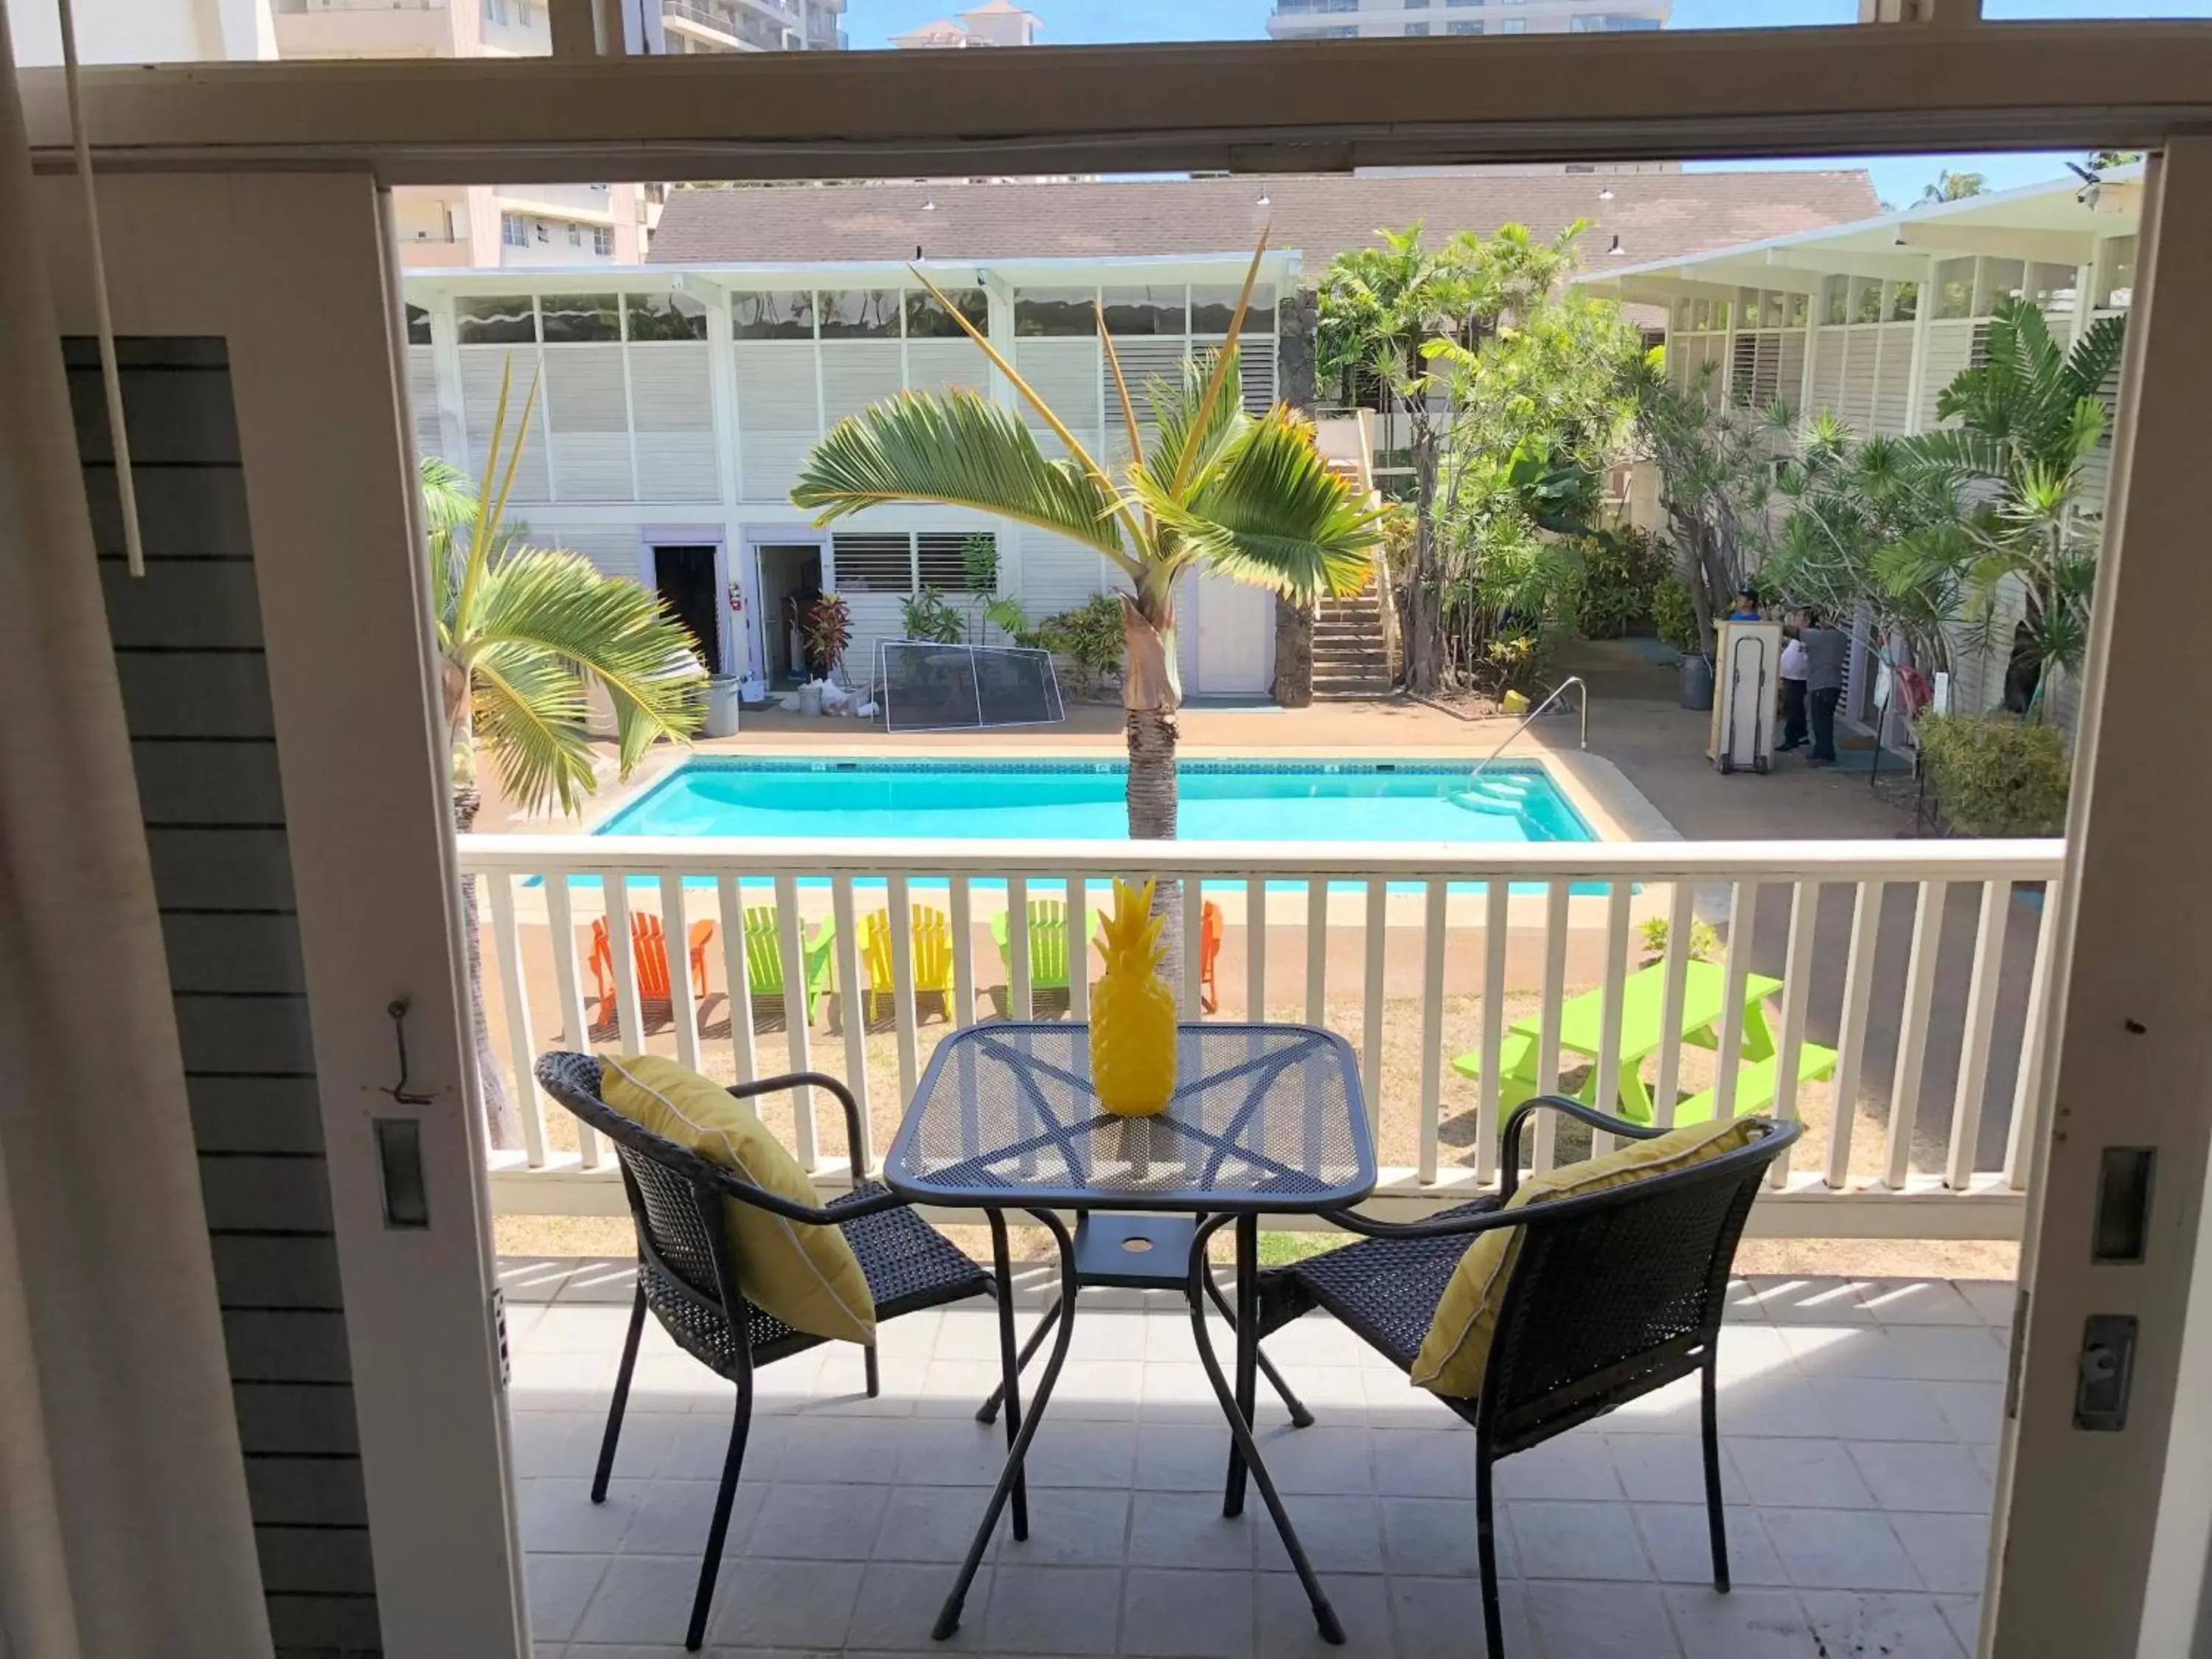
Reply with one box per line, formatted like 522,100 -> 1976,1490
892,0 -> 1042,47
1267,0 -> 1665,42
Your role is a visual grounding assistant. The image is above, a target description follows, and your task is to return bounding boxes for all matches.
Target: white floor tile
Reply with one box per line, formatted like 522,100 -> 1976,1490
1952,1280 -> 2017,1327
1256,1495 -> 1385,1576
1888,1512 -> 1994,1594
525,1551 -> 608,1643
1924,1382 -> 2005,1444
1507,1499 -> 1652,1582
1128,1490 -> 1258,1571
572,1554 -> 708,1646
1847,1442 -> 1994,1514
1882,1324 -> 2008,1383
1255,1571 -> 1395,1659
1051,1359 -> 1147,1420
1660,1585 -> 1820,1657
769,1414 -> 906,1483
513,1411 -> 593,1479
1717,1372 -> 1826,1438
1797,1589 -> 1969,1657
981,1564 -> 1122,1655
657,1412 -> 772,1485
1372,1428 -> 1480,1498
1774,1324 -> 1907,1380
1635,1503 -> 1787,1587
1380,1495 -> 1486,1578
708,1557 -> 866,1649
894,1419 -> 1013,1486
1135,1423 -> 1234,1491
1937,1592 -> 1985,1649
846,1560 -> 989,1653
620,1479 -> 728,1557
1606,1433 -> 1747,1505
1736,1279 -> 1874,1325
1763,1509 -> 1921,1592
915,1360 -> 1013,1419
521,1478 -> 646,1553
1390,1573 -> 1532,1659
1024,1420 -> 1138,1488
1494,1432 -> 1621,1501
1727,1439 -> 1877,1510
874,1484 -> 1004,1564
1521,1578 -> 1681,1658
1857,1281 -> 1983,1326
995,1486 -> 1128,1566
1256,1425 -> 1374,1495
1119,1567 -> 1256,1658
747,1481 -> 891,1561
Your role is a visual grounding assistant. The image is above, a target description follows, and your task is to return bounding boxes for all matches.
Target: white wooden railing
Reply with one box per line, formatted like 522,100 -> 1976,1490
460,835 -> 2066,1239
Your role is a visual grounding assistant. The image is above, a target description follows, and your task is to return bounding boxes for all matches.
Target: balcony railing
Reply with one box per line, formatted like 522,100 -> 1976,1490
460,834 -> 2065,1239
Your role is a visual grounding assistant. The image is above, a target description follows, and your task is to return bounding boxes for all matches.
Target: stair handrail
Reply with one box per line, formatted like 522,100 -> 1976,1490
1467,675 -> 1587,785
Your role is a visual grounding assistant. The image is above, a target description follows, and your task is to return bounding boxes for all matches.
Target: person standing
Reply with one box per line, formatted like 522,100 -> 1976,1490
1800,611 -> 1848,766
1777,618 -> 1810,752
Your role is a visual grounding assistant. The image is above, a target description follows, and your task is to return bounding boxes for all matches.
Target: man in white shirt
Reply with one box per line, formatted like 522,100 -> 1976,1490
1777,619 -> 1810,753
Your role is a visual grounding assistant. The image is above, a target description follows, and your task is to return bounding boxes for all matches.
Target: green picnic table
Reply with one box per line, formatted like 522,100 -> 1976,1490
1452,959 -> 1812,1125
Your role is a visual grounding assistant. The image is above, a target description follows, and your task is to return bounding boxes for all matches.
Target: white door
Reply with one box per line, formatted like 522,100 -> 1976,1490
36,173 -> 526,1655
1181,571 -> 1275,698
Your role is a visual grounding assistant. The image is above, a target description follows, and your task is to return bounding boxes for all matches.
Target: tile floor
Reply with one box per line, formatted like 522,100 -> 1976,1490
502,1258 -> 2014,1659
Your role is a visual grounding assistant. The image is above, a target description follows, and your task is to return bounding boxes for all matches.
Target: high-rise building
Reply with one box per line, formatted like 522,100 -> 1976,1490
1267,0 -> 1666,43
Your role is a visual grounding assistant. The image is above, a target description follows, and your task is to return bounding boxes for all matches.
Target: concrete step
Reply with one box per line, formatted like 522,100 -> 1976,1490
1312,675 -> 1394,695
1313,687 -> 1397,701
1313,653 -> 1389,672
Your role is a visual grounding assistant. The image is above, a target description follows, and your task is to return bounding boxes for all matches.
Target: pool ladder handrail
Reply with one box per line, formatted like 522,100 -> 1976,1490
1467,675 -> 1588,787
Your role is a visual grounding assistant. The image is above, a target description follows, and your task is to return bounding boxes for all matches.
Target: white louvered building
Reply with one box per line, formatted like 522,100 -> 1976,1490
1581,168 -> 2143,742
402,254 -> 1298,698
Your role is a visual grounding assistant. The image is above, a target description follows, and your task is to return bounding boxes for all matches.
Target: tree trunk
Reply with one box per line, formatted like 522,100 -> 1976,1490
1404,426 -> 1447,695
453,787 -> 523,1151
1272,597 -> 1314,708
1125,704 -> 1183,995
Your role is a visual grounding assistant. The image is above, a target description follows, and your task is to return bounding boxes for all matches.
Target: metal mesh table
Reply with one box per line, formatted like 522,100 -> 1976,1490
886,1022 -> 1377,1647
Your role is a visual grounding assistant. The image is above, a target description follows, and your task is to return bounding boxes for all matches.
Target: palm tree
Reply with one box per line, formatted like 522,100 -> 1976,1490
792,244 -> 1380,859
1891,296 -> 2126,717
1919,170 -> 1988,205
431,364 -> 706,1147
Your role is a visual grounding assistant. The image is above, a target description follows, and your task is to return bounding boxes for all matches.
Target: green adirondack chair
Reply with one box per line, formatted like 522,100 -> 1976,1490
741,906 -> 835,1025
990,900 -> 1099,995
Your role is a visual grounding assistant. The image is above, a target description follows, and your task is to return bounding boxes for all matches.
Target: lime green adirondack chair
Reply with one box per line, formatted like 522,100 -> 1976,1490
990,900 -> 1099,995
742,906 -> 835,1024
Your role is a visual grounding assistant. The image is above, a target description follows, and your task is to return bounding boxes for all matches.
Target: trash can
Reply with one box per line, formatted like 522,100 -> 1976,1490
705,675 -> 743,737
1679,652 -> 1714,712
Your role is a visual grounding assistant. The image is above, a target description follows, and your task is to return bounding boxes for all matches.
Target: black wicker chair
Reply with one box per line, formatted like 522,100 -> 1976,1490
1256,1094 -> 1802,1659
534,1051 -> 1006,1652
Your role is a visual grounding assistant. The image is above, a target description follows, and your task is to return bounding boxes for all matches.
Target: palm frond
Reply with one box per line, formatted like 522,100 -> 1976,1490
1147,409 -> 1383,599
470,641 -> 596,815
2064,310 -> 2129,405
793,390 -> 1141,577
1139,349 -> 1250,502
1168,233 -> 1270,494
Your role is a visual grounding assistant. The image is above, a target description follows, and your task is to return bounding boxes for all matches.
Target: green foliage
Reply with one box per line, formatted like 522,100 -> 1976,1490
1652,577 -> 1702,655
1316,220 -> 1642,692
1568,526 -> 1669,640
1638,916 -> 1722,965
422,359 -> 701,816
1038,593 -> 1127,684
1916,713 -> 2070,837
959,533 -> 1000,594
900,585 -> 964,644
983,594 -> 1040,646
1919,170 -> 1986,204
801,591 -> 852,678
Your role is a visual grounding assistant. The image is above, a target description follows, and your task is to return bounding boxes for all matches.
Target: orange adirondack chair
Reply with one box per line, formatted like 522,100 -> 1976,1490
1201,900 -> 1224,1015
589,913 -> 717,1032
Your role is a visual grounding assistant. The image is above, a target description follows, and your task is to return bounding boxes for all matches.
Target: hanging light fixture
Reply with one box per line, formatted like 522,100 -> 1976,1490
1598,186 -> 1615,200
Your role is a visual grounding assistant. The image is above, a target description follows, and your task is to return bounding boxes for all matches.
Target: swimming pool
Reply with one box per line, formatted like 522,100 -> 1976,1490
597,757 -> 1598,848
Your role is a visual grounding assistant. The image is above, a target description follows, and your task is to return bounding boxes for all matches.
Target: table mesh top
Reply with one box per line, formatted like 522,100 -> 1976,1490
887,1023 -> 1375,1213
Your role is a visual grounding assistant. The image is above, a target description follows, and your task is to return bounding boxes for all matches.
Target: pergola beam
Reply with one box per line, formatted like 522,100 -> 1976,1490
1764,248 -> 1927,281
1896,223 -> 2099,263
1677,260 -> 1823,294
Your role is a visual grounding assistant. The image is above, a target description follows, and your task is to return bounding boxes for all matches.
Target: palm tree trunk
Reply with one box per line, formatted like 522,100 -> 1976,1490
453,787 -> 524,1151
1405,426 -> 1446,695
1126,706 -> 1184,998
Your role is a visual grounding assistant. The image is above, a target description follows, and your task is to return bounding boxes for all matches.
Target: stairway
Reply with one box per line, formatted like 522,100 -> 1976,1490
1311,583 -> 1394,700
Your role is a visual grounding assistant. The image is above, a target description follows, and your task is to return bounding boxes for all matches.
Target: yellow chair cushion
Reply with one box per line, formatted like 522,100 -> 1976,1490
1410,1116 -> 1759,1398
602,1054 -> 874,1345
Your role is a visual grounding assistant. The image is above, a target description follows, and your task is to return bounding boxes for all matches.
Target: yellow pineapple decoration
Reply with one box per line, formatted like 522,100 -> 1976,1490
1090,877 -> 1179,1116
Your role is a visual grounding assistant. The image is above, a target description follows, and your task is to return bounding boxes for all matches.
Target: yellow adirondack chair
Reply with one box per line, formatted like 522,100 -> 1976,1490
860,903 -> 957,1023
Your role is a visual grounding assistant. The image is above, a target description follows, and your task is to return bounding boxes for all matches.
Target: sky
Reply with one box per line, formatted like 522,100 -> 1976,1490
839,0 -> 2212,206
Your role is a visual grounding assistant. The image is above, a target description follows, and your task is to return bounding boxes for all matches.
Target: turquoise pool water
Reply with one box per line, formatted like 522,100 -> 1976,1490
579,759 -> 1601,896
598,758 -> 1596,846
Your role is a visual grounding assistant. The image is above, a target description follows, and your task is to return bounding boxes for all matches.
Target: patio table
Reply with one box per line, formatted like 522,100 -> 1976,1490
885,1020 -> 1376,1647
1454,958 -> 1783,1122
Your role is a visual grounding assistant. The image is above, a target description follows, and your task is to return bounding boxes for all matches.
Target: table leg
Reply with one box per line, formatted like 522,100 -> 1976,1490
1224,1214 -> 1259,1517
1742,1000 -> 1778,1062
1187,1214 -> 1345,1647
934,1208 -> 1077,1643
988,1211 -> 1029,1543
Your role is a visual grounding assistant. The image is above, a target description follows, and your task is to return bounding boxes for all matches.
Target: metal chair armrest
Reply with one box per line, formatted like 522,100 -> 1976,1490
726,1070 -> 873,1189
1500,1093 -> 1664,1201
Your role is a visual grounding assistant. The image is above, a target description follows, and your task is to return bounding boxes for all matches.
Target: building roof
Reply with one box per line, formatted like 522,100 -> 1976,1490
648,170 -> 1880,271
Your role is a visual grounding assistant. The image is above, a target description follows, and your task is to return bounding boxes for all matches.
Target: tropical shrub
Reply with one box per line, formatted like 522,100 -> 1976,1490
1570,525 -> 1669,639
801,590 -> 852,679
1039,592 -> 1127,692
1638,916 -> 1722,965
900,585 -> 964,644
1652,577 -> 1702,655
1916,712 -> 2070,836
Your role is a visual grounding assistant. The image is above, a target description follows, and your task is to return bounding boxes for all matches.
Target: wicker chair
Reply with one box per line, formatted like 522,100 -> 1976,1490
1256,1095 -> 1803,1659
534,1052 -> 1005,1652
